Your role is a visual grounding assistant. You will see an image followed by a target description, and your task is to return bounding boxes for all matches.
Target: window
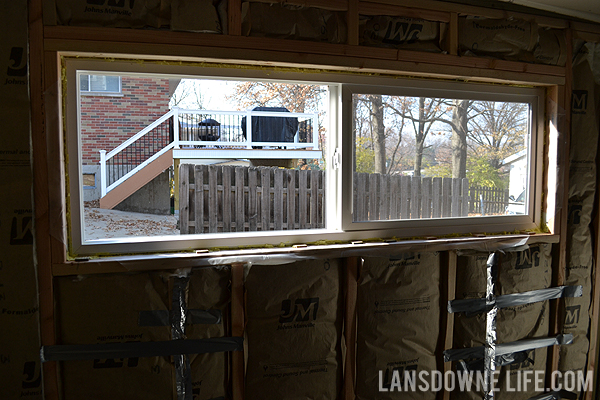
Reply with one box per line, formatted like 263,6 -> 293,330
64,58 -> 544,256
341,82 -> 542,236
79,74 -> 122,95
83,173 -> 95,188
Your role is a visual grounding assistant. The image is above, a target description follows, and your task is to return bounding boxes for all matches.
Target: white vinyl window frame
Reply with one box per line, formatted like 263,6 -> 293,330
340,81 -> 544,237
64,57 -> 545,257
79,74 -> 122,95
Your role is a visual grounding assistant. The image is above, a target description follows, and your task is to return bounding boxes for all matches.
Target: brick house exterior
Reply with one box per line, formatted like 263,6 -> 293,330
80,76 -> 172,166
81,75 -> 174,203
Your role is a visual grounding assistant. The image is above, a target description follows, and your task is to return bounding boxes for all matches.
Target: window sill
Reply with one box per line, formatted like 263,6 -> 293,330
55,233 -> 559,276
80,92 -> 124,97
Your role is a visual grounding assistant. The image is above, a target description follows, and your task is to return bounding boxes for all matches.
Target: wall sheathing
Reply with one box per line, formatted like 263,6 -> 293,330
11,1 -> 600,400
0,2 -> 42,400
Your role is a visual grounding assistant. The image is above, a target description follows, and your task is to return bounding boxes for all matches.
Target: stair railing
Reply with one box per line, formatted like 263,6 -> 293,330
99,107 -> 320,198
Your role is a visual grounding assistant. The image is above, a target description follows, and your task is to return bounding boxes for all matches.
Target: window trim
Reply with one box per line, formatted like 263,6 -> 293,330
64,57 -> 547,257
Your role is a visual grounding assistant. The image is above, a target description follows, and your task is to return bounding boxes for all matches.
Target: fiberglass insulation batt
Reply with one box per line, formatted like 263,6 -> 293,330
356,252 -> 441,400
451,244 -> 552,400
244,259 -> 343,400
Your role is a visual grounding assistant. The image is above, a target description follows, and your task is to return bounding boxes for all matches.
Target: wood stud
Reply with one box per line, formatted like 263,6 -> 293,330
28,0 -> 600,399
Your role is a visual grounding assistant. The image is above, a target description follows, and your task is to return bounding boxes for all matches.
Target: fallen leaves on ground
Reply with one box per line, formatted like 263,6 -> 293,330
84,207 -> 179,237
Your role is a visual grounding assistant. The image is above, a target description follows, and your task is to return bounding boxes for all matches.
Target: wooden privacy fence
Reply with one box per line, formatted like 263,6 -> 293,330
180,165 -> 479,234
179,164 -> 325,234
469,186 -> 510,215
353,173 -> 470,221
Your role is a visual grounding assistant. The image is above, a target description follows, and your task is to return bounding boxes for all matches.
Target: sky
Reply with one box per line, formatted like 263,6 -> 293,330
171,79 -> 241,111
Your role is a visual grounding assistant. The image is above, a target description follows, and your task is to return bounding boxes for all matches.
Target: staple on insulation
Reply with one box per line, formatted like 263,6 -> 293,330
450,245 -> 554,400
186,266 -> 232,400
52,0 -> 225,33
495,244 -> 552,400
54,266 -> 235,400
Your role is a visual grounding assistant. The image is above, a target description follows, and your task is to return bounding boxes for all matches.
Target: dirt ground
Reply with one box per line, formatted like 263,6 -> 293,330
83,202 -> 179,240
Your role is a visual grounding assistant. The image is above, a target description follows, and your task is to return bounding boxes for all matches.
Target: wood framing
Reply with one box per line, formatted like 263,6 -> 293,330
357,1 -> 450,22
228,0 -> 242,35
29,1 -> 60,400
347,0 -> 359,46
27,1 -> 600,399
441,251 -> 456,400
231,263 -> 245,400
343,257 -> 359,400
549,28 -> 573,381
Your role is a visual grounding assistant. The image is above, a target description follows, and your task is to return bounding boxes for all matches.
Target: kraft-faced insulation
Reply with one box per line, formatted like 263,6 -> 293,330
244,259 -> 343,400
355,252 -> 441,400
241,2 -> 347,44
0,2 -> 41,398
561,40 -> 600,392
458,17 -> 566,66
359,16 -> 444,52
53,267 -> 237,400
186,266 -> 232,400
450,244 -> 557,400
495,245 -> 552,400
55,272 -> 174,400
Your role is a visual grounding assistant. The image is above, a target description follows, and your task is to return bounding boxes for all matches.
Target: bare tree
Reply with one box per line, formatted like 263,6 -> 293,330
170,79 -> 205,109
467,100 -> 528,169
228,81 -> 323,113
368,95 -> 386,174
451,99 -> 470,179
385,97 -> 448,177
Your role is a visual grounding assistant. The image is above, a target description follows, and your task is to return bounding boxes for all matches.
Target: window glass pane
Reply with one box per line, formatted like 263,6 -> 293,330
79,74 -> 89,91
89,75 -> 107,91
351,94 -> 530,221
106,76 -> 120,92
80,75 -> 328,240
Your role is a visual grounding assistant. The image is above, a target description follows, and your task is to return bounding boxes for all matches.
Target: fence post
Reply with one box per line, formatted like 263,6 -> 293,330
99,150 -> 107,197
173,107 -> 180,149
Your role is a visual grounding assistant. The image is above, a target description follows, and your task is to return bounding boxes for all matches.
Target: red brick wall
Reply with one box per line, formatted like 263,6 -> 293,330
80,76 -> 172,165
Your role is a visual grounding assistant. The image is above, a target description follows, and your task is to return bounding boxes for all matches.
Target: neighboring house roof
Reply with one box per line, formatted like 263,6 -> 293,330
503,149 -> 527,165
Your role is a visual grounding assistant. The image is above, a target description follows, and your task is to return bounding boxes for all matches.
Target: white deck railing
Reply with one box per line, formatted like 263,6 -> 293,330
99,107 -> 320,197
